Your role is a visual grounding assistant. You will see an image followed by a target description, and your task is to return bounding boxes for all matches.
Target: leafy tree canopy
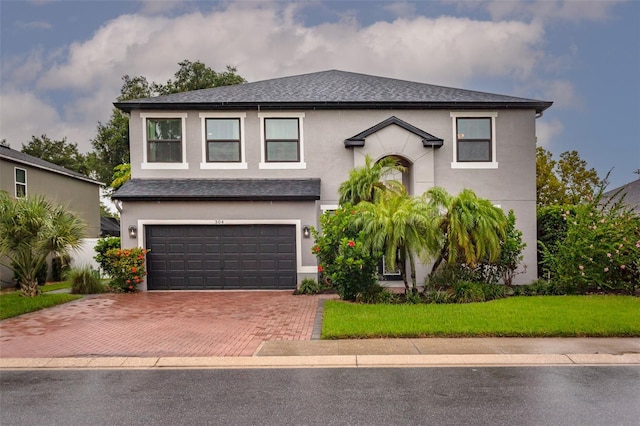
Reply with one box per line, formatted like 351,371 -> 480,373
22,135 -> 90,176
536,147 -> 603,207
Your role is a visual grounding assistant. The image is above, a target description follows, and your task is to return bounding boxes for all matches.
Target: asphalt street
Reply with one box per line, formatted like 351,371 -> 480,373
2,366 -> 639,425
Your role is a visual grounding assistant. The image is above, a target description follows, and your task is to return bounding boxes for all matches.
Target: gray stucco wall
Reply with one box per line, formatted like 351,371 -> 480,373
1,158 -> 101,288
126,108 -> 539,286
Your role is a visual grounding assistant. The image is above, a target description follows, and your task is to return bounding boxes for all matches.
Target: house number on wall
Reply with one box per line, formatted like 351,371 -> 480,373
213,220 -> 224,224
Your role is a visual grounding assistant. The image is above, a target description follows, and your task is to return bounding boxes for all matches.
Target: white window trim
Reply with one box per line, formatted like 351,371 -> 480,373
450,111 -> 498,169
14,167 -> 27,198
320,204 -> 338,212
141,112 -> 189,170
199,112 -> 248,169
258,112 -> 307,169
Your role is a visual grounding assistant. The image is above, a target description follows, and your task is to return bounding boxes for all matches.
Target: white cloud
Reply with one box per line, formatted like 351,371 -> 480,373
3,2 -> 552,153
453,0 -> 622,23
536,117 -> 564,148
383,1 -> 417,18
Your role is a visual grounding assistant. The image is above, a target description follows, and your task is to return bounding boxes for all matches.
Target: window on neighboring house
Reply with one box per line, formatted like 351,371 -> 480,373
264,118 -> 300,162
451,112 -> 498,169
146,118 -> 182,163
206,118 -> 241,162
15,168 -> 26,197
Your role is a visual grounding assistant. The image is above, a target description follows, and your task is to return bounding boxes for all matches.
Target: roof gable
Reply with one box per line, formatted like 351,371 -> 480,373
0,145 -> 103,186
344,116 -> 443,148
115,70 -> 553,114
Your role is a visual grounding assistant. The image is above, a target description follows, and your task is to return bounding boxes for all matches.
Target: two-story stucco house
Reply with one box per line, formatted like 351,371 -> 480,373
0,145 -> 102,288
112,70 -> 552,291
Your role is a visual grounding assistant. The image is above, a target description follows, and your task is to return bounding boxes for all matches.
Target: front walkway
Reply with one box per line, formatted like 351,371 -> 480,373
0,292 -> 334,358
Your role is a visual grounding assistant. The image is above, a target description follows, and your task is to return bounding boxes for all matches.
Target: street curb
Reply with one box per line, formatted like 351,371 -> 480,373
1,353 -> 639,370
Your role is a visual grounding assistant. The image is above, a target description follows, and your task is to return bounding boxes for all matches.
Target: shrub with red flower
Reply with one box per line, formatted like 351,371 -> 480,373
104,247 -> 150,292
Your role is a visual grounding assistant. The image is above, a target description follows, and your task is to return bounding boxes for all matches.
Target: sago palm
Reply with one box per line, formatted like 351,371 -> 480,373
0,191 -> 86,297
354,190 -> 440,294
424,187 -> 507,276
339,155 -> 406,205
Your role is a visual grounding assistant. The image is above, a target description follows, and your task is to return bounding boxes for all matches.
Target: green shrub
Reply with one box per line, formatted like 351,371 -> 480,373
94,237 -> 121,276
358,283 -> 399,304
52,255 -> 71,282
68,266 -> 105,294
103,247 -> 149,292
13,261 -> 48,288
297,278 -> 322,294
451,281 -> 486,303
424,290 -> 453,304
542,193 -> 640,294
312,206 -> 378,301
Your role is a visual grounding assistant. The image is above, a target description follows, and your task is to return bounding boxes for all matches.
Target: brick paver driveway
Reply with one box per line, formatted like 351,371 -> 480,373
0,292 -> 334,358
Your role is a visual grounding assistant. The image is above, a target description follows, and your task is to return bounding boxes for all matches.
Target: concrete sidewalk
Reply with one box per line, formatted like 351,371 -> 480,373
2,338 -> 639,369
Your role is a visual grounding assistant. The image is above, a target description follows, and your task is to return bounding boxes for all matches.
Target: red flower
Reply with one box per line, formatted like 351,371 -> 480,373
126,279 -> 131,284
318,265 -> 323,273
128,285 -> 133,290
348,240 -> 355,247
135,277 -> 140,283
131,267 -> 137,273
313,246 -> 320,253
138,255 -> 144,260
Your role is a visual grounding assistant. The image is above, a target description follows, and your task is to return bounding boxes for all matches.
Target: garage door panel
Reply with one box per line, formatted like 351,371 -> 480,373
146,224 -> 296,290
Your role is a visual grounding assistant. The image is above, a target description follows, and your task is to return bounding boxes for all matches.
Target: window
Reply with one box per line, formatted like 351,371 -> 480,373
141,113 -> 188,169
457,118 -> 491,162
259,112 -> 306,169
450,112 -> 498,169
199,113 -> 247,169
15,168 -> 26,198
147,118 -> 182,162
265,118 -> 299,162
206,118 -> 240,162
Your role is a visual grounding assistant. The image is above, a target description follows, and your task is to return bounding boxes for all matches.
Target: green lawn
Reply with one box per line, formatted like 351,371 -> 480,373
0,286 -> 81,320
40,281 -> 72,292
322,296 -> 640,339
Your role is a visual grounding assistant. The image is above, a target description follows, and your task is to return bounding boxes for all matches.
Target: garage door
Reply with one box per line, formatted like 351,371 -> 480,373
145,225 -> 297,290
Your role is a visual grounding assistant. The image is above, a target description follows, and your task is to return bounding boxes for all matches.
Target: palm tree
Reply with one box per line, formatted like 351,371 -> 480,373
354,190 -> 440,294
339,155 -> 406,205
0,191 -> 86,297
424,187 -> 507,276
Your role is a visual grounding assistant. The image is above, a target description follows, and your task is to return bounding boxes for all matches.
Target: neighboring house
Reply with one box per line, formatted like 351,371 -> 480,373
100,216 -> 121,237
603,178 -> 640,213
113,70 -> 552,291
0,145 -> 102,287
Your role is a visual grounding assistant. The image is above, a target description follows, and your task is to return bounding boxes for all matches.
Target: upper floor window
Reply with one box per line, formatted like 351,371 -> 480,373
457,118 -> 491,162
265,118 -> 299,162
141,113 -> 188,170
450,112 -> 498,169
259,112 -> 306,169
15,168 -> 26,198
199,113 -> 247,169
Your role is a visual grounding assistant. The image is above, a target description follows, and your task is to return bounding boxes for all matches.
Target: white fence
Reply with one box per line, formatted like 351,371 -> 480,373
69,238 -> 101,271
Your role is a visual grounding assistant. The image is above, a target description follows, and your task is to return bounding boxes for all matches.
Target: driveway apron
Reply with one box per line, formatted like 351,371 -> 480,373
0,292 -> 334,358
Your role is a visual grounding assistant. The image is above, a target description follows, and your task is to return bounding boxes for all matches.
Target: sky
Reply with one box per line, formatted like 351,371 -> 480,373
1,0 -> 638,189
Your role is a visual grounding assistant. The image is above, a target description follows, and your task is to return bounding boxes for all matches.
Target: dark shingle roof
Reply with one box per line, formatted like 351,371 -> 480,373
115,70 -> 552,114
112,179 -> 321,201
0,145 -> 102,185
603,179 -> 640,213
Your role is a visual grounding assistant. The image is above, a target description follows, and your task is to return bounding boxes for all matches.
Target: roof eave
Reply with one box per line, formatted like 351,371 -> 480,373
114,100 -> 554,114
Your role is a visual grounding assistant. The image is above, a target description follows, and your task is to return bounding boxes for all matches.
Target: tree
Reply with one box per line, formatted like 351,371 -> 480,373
155,62 -> 246,95
536,147 -> 603,207
354,190 -> 439,294
424,187 -> 507,277
89,61 -> 245,187
0,191 -> 86,297
22,135 -> 89,175
338,155 -> 406,205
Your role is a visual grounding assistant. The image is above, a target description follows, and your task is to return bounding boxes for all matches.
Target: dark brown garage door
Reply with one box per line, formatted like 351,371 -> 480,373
145,225 -> 297,290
